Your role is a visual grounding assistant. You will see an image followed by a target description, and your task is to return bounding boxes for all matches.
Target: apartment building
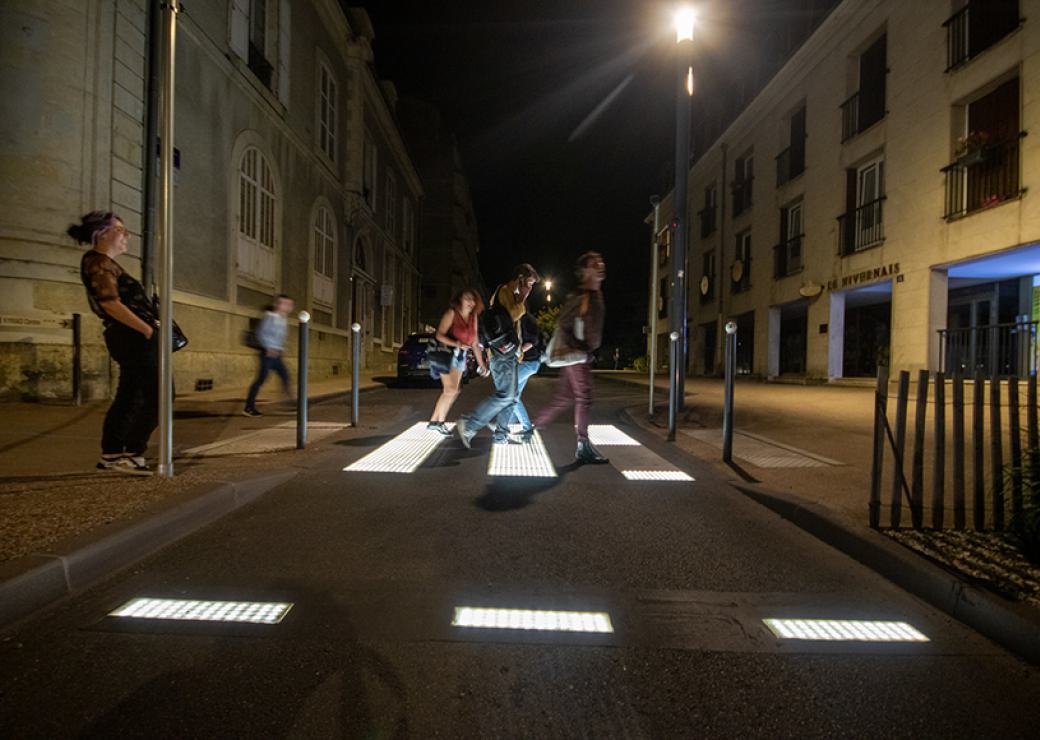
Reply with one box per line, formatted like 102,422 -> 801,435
652,0 -> 1038,382
0,1 -> 422,400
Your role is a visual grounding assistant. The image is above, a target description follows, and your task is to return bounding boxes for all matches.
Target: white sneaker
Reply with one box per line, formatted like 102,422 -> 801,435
96,456 -> 153,476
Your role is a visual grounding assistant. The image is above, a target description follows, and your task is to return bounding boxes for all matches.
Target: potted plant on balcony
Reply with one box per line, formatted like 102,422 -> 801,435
955,130 -> 992,166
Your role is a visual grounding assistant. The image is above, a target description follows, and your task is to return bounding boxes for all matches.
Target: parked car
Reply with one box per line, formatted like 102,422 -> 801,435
397,332 -> 478,384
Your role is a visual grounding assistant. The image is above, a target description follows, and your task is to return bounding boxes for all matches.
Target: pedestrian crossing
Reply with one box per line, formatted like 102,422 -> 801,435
341,421 -> 694,483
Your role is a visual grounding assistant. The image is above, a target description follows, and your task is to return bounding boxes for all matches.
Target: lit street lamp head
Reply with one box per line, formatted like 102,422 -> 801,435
298,311 -> 311,324
674,6 -> 696,43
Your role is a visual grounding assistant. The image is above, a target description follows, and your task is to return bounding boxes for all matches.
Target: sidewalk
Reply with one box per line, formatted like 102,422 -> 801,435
0,371 -> 384,564
598,371 -> 876,526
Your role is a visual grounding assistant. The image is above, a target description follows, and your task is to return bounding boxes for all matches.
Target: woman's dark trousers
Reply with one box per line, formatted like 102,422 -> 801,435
102,325 -> 159,456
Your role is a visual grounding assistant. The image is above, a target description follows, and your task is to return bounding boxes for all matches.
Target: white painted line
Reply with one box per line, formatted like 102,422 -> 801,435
344,422 -> 453,473
452,607 -> 613,633
109,597 -> 292,624
622,470 -> 694,481
763,618 -> 929,642
587,424 -> 642,446
488,431 -> 557,478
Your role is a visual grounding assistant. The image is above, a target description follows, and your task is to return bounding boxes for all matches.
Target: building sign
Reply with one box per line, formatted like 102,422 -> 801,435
826,263 -> 900,291
0,315 -> 69,329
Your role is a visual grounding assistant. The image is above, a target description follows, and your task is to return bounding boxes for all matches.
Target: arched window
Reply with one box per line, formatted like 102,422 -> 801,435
237,147 -> 278,285
312,205 -> 336,307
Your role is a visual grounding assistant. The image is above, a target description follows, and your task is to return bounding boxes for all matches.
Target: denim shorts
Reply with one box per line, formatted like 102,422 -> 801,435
430,348 -> 467,380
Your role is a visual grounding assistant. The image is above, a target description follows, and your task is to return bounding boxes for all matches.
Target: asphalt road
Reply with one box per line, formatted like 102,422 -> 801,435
2,375 -> 1039,739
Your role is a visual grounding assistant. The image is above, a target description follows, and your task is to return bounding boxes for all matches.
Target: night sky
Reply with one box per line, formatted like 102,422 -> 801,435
364,1 -> 839,359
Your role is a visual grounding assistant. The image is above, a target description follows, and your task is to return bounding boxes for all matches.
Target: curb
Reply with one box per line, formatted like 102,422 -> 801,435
0,469 -> 296,628
619,403 -> 1040,665
731,482 -> 1040,665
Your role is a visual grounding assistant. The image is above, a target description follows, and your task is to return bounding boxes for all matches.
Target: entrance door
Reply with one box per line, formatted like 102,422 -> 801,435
779,300 -> 808,375
735,310 -> 755,375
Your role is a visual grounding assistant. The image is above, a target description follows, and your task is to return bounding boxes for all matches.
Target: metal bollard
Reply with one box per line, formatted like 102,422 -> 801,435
297,311 -> 310,450
351,322 -> 361,427
722,320 -> 737,463
668,331 -> 679,441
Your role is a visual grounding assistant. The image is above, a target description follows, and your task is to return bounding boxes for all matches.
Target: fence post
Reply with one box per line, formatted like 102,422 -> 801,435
296,311 -> 310,450
990,373 -> 1004,530
1009,377 -> 1022,520
890,370 -> 910,528
932,371 -> 945,529
351,322 -> 361,427
973,369 -> 985,529
71,313 -> 82,406
869,365 -> 889,529
1029,374 -> 1038,474
911,369 -> 928,529
953,372 -> 966,529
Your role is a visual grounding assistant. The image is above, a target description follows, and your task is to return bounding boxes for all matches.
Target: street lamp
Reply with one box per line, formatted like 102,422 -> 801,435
669,5 -> 695,429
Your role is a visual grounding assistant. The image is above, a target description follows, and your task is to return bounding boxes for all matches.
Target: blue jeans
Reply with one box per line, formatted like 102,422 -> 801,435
246,352 -> 291,409
463,351 -> 518,440
512,359 -> 540,431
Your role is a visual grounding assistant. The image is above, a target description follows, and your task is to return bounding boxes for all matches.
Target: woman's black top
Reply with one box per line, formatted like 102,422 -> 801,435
80,250 -> 152,329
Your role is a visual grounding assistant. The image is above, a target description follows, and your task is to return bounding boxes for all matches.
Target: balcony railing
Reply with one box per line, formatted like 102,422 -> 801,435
840,90 -> 885,142
698,205 -> 717,238
938,320 -> 1038,378
941,134 -> 1024,220
732,256 -> 752,294
773,235 -> 803,279
775,144 -> 805,187
732,178 -> 753,218
837,197 -> 886,256
944,2 -> 1022,72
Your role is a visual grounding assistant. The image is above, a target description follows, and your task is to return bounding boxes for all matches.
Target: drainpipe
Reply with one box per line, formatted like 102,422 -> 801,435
141,0 -> 162,290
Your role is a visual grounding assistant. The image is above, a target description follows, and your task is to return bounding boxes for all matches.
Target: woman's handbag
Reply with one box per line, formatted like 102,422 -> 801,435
149,295 -> 188,352
543,330 -> 586,367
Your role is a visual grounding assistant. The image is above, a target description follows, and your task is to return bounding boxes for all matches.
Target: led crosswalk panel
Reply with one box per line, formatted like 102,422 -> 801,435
487,431 -> 557,477
452,606 -> 613,633
763,618 -> 929,642
622,470 -> 694,481
587,424 -> 641,446
109,598 -> 292,624
344,422 -> 453,474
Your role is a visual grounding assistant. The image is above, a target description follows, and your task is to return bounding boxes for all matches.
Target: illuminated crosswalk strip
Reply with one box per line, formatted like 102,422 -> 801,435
109,598 -> 292,624
763,618 -> 929,642
588,424 -> 695,483
452,606 -> 613,633
488,430 -> 557,477
344,422 -> 454,474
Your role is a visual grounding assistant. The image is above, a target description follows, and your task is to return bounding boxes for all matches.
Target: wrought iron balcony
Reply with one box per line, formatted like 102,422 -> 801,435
944,2 -> 1022,72
775,144 -> 805,187
941,133 -> 1024,220
841,90 -> 885,143
773,235 -> 803,279
837,197 -> 886,256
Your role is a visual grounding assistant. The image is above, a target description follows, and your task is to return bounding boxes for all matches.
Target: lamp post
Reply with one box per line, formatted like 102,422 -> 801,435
648,195 -> 661,416
669,6 -> 695,429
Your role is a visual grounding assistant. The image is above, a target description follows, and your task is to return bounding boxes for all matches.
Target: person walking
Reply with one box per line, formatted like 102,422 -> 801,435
511,312 -> 543,438
72,211 -> 158,475
534,251 -> 609,464
243,295 -> 294,417
427,288 -> 488,434
456,264 -> 539,448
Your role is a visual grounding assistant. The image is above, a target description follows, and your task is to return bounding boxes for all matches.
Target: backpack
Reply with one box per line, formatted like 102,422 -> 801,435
479,289 -> 518,354
242,315 -> 263,350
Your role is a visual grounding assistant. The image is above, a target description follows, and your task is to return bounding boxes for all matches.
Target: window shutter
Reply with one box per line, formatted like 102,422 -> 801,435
230,0 -> 249,60
278,0 -> 291,105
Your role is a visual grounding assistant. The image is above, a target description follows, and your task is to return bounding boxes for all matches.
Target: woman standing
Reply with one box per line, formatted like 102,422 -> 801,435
427,288 -> 487,434
533,251 -> 609,464
70,211 -> 157,475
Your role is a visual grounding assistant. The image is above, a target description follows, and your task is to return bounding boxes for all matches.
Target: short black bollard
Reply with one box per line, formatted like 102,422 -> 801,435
668,331 -> 679,441
722,320 -> 737,464
351,322 -> 361,427
297,311 -> 310,450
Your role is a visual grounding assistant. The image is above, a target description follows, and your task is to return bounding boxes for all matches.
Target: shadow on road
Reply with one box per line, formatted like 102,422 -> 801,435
334,435 -> 395,447
474,462 -> 576,512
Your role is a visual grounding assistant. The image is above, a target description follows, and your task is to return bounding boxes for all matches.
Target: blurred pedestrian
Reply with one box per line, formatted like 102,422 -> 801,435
427,288 -> 488,434
456,263 -> 539,448
243,295 -> 294,417
511,312 -> 543,438
534,251 -> 609,464
72,211 -> 157,475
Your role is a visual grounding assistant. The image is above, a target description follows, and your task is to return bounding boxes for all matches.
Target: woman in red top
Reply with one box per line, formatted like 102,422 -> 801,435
427,288 -> 488,434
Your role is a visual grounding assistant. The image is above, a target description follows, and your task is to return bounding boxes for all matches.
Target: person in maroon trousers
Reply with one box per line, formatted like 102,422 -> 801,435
533,251 -> 609,465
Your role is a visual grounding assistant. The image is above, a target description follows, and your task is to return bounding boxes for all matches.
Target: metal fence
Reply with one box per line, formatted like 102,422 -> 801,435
942,134 -> 1024,220
870,367 -> 1039,530
837,197 -> 885,255
938,320 -> 1038,378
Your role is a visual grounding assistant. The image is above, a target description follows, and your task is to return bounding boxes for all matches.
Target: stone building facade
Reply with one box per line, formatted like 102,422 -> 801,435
397,98 -> 484,326
653,0 -> 1040,382
0,0 -> 422,400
